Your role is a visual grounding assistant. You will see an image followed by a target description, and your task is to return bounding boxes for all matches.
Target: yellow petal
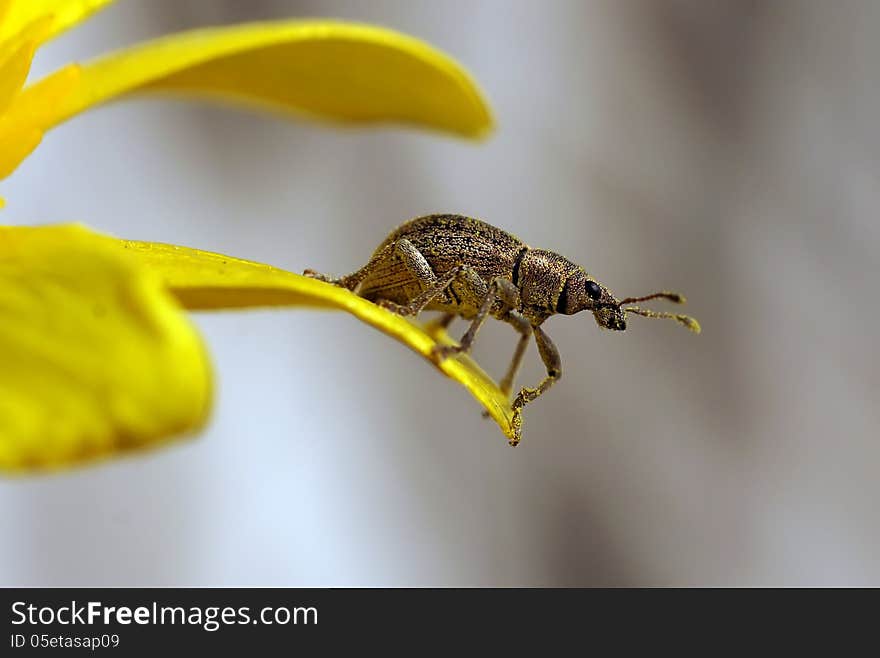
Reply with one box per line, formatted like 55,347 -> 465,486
21,19 -> 494,138
0,16 -> 52,112
0,59 -> 73,183
0,125 -> 41,178
120,240 -> 520,445
1,61 -> 79,133
0,40 -> 34,112
0,18 -> 53,179
0,224 -> 212,472
0,0 -> 114,45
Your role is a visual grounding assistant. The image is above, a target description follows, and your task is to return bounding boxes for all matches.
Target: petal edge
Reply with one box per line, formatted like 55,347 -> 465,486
24,19 -> 494,139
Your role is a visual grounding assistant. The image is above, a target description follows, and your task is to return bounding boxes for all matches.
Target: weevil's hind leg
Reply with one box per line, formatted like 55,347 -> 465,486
379,262 -> 480,317
513,325 -> 561,411
304,241 -> 399,290
433,277 -> 520,361
372,240 -> 487,317
372,239 -> 439,314
302,269 -> 341,284
391,239 -> 436,290
305,238 -> 434,294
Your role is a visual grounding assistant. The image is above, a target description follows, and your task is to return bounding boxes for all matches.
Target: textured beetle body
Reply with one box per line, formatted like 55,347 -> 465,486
350,215 -> 591,327
306,213 -> 696,430
357,215 -> 528,318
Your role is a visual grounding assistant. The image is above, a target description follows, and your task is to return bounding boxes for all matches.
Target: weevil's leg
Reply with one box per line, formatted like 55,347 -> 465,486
302,269 -> 340,283
436,313 -> 456,330
433,277 -> 520,360
307,238 -> 437,292
481,309 -> 532,418
338,238 -> 438,301
513,324 -> 561,410
330,242 -> 399,291
378,263 -> 476,316
498,310 -> 533,396
391,239 -> 435,290
377,238 -> 498,316
306,239 -> 409,290
422,313 -> 456,344
423,313 -> 456,333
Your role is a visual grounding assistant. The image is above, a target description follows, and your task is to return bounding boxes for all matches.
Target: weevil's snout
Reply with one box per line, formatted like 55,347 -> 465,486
593,305 -> 627,331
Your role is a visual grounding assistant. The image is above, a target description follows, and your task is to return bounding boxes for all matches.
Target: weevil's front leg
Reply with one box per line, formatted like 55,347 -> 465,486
513,324 -> 561,410
433,277 -> 520,361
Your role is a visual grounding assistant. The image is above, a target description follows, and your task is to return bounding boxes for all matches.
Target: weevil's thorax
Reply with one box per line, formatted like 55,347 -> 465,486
516,249 -> 581,324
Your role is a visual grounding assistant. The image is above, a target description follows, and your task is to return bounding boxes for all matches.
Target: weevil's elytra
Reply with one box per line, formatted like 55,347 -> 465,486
305,214 -> 699,443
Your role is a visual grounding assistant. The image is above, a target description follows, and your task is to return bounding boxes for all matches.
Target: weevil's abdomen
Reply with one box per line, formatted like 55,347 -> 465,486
355,214 -> 528,309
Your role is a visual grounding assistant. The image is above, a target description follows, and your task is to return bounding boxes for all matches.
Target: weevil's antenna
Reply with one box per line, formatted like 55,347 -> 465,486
617,291 -> 686,305
623,306 -> 701,333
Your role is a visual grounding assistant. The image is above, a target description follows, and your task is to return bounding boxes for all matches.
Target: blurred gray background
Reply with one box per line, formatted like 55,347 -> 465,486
2,0 -> 879,586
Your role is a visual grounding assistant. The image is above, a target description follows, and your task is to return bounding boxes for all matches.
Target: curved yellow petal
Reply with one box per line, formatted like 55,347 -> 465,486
2,62 -> 79,133
20,20 -> 494,139
0,17 -> 52,179
0,35 -> 38,112
0,224 -> 212,473
0,125 -> 41,178
0,0 -> 113,45
120,240 -> 520,445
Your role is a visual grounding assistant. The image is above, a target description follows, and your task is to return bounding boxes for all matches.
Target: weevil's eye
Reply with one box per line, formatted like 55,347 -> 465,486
585,280 -> 602,300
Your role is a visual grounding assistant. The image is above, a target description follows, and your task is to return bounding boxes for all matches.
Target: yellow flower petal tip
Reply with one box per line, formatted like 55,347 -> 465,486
422,319 -> 522,445
0,224 -> 212,473
120,240 -> 518,444
26,19 -> 494,139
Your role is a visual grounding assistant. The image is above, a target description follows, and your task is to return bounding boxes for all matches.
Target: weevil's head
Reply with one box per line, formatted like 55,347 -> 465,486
558,269 -> 701,334
556,270 -> 627,330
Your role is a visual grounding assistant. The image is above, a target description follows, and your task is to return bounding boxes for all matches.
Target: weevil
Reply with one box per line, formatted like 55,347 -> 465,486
306,214 -> 699,426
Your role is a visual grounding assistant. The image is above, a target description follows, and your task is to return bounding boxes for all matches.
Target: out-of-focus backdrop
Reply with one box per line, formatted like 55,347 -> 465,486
2,0 -> 879,586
